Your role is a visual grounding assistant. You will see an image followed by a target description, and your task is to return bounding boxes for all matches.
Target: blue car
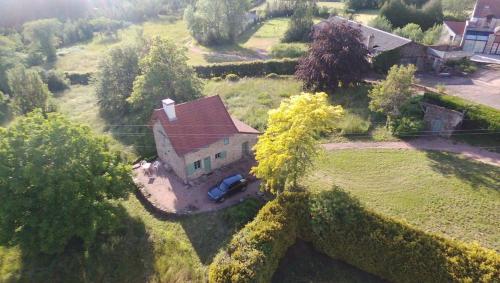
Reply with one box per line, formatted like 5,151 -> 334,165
208,174 -> 248,202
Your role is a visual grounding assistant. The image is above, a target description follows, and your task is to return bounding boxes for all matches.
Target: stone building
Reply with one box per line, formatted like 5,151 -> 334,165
316,16 -> 428,70
150,96 -> 259,183
440,0 -> 500,55
422,103 -> 465,137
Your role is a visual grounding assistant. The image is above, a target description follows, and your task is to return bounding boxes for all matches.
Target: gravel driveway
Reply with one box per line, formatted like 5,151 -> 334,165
417,65 -> 500,109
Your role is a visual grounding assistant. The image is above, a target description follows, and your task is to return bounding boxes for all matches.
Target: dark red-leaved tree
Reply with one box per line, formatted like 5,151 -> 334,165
295,20 -> 369,92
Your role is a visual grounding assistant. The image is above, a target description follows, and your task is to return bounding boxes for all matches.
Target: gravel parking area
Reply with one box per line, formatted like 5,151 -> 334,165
417,65 -> 500,109
133,158 -> 263,214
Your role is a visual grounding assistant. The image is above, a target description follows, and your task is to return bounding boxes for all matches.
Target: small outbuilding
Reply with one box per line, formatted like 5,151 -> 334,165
150,96 -> 260,183
422,102 -> 465,137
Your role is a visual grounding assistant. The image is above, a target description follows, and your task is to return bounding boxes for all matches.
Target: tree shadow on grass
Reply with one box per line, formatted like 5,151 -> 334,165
17,207 -> 155,283
179,198 -> 263,265
425,151 -> 500,190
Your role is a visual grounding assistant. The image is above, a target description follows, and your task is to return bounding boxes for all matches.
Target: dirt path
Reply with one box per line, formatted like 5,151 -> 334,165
322,138 -> 500,167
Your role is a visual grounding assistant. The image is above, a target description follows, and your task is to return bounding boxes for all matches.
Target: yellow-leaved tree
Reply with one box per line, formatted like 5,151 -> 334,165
251,92 -> 344,195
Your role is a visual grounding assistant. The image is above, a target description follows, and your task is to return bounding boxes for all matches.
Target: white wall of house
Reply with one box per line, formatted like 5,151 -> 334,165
183,133 -> 258,181
152,121 -> 187,181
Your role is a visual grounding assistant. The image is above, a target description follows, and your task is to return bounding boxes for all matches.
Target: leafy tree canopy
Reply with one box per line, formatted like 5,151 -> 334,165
368,16 -> 393,32
380,0 -> 443,30
7,65 -> 51,115
184,0 -> 250,45
22,18 -> 62,62
369,64 -> 416,117
282,1 -> 314,43
295,21 -> 369,92
252,92 -> 344,195
96,44 -> 142,122
0,111 -> 134,254
128,37 -> 202,122
393,23 -> 424,42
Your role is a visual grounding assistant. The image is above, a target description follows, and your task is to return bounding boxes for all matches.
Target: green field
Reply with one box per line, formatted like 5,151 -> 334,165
317,1 -> 345,10
304,149 -> 500,251
0,197 -> 263,282
55,17 -> 291,74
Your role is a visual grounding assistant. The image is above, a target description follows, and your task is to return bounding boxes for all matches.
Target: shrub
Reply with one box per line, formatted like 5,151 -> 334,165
368,16 -> 393,32
211,76 -> 223,82
444,57 -> 478,74
389,96 -> 425,137
43,70 -> 70,93
225,73 -> 240,82
194,58 -> 299,78
270,43 -> 307,59
372,49 -> 401,73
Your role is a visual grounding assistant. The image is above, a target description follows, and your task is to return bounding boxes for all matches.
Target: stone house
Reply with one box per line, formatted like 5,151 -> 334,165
150,96 -> 260,183
316,16 -> 428,70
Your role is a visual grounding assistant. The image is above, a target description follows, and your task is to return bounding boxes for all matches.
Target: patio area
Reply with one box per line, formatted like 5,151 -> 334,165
133,158 -> 263,214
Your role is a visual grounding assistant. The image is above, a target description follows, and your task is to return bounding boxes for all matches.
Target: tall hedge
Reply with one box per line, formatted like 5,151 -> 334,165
208,193 -> 306,283
307,189 -> 500,283
422,92 -> 500,132
208,190 -> 500,283
193,59 -> 299,78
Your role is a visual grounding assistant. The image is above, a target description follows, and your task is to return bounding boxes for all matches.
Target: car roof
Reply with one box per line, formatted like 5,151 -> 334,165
223,174 -> 243,185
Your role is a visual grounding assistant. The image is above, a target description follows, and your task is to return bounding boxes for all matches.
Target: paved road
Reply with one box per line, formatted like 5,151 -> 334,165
417,65 -> 500,109
322,138 -> 500,167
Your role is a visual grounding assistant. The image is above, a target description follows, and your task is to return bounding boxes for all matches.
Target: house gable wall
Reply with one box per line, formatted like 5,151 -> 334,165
153,121 -> 187,181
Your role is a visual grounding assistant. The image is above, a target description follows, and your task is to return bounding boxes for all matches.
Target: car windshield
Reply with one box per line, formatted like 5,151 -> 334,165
219,181 -> 230,192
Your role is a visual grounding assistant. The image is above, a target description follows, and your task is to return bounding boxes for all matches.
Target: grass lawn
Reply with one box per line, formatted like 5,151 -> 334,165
53,84 -> 138,161
304,149 -> 500,251
0,196 -> 263,282
204,77 -> 303,130
317,1 -> 345,10
353,9 -> 379,25
242,18 -> 290,53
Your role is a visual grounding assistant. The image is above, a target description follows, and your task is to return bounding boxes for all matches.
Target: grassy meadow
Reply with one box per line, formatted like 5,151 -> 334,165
304,149 -> 500,251
0,197 -> 263,282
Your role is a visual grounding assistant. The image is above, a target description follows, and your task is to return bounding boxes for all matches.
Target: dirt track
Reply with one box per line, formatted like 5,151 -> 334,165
322,138 -> 500,167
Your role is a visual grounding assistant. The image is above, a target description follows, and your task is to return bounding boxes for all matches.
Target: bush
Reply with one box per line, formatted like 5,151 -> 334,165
390,96 -> 425,137
444,57 -> 478,74
270,43 -> 307,59
372,49 -> 401,73
211,76 -> 223,82
423,92 -> 500,132
43,70 -> 70,93
194,58 -> 299,78
225,73 -> 240,82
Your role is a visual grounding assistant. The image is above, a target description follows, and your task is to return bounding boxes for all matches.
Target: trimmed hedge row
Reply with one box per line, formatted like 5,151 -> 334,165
307,189 -> 500,283
193,58 -> 299,79
423,92 -> 500,132
208,193 -> 306,283
209,190 -> 500,283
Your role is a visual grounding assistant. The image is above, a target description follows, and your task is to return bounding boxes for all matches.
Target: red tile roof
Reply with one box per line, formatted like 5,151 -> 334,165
444,21 -> 466,36
473,0 -> 500,18
151,95 -> 259,156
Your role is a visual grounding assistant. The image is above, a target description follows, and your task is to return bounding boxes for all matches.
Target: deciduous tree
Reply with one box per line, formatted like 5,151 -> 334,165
0,111 -> 134,254
252,92 -> 343,195
128,37 -> 202,122
369,64 -> 416,117
295,21 -> 369,92
7,65 -> 51,115
282,1 -> 314,42
22,18 -> 62,62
